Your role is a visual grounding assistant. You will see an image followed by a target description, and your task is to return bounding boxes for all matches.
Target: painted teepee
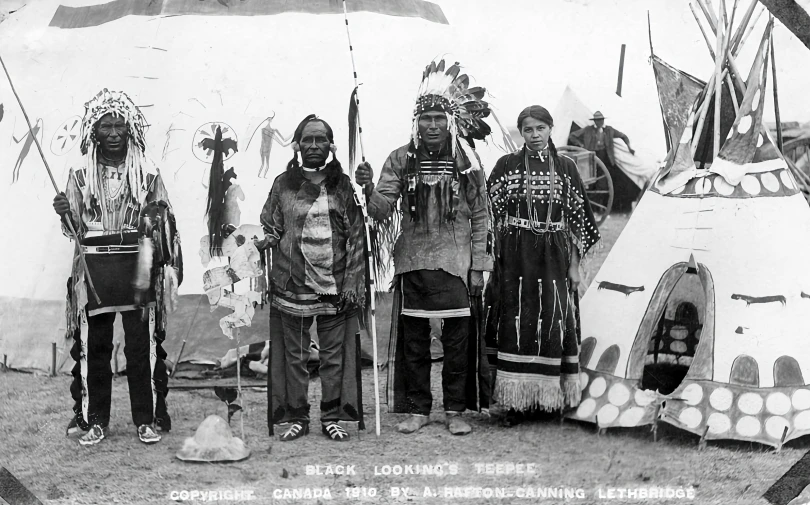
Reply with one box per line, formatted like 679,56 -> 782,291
569,14 -> 810,447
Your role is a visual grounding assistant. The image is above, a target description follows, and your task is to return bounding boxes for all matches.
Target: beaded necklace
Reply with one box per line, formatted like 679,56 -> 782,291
523,146 -> 555,235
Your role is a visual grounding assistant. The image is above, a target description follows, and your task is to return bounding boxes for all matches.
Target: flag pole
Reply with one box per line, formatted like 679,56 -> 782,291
341,0 -> 381,438
0,53 -> 100,304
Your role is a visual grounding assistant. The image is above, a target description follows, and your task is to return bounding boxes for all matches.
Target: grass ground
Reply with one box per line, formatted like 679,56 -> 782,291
1,212 -> 805,505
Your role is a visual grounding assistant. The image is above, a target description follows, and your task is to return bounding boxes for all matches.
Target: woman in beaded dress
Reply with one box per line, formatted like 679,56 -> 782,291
486,105 -> 601,425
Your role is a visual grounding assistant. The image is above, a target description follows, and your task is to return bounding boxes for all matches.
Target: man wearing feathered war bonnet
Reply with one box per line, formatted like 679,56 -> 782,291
53,89 -> 182,446
355,60 -> 494,435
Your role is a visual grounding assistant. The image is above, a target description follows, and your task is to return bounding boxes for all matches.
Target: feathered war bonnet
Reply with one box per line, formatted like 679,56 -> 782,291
78,88 -> 151,209
411,59 -> 493,157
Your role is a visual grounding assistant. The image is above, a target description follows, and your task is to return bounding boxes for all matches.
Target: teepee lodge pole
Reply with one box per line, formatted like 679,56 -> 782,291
770,27 -> 784,152
731,0 -> 758,50
728,0 -> 739,34
735,7 -> 765,55
341,0 -> 382,438
695,0 -> 746,92
713,7 -> 725,161
690,3 -> 740,115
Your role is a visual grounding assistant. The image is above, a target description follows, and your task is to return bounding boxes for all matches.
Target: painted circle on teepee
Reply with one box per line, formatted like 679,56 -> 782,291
707,413 -> 731,434
757,134 -> 764,148
765,416 -> 791,439
781,170 -> 796,190
794,411 -> 810,430
735,416 -> 761,437
589,377 -> 607,398
710,387 -> 734,411
619,407 -> 645,427
576,398 -> 597,418
766,392 -> 792,416
680,383 -> 704,406
694,178 -> 712,195
670,326 -> 688,340
738,393 -> 764,415
695,328 -> 702,340
579,372 -> 590,390
741,175 -> 761,196
751,89 -> 761,111
597,404 -> 620,424
713,177 -> 735,196
792,390 -> 810,411
678,407 -> 703,429
761,172 -> 779,193
670,341 -> 688,354
634,389 -> 655,407
608,383 -> 631,406
737,115 -> 753,135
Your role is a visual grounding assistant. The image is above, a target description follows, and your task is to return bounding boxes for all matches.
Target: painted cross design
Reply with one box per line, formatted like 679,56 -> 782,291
192,122 -> 238,163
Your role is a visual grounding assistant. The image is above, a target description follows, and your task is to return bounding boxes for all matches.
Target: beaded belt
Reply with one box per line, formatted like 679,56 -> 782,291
505,216 -> 565,232
81,244 -> 140,254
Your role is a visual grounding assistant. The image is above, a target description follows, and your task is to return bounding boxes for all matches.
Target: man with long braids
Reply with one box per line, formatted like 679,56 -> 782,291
486,105 -> 600,426
355,60 -> 494,436
52,89 -> 182,446
260,115 -> 366,442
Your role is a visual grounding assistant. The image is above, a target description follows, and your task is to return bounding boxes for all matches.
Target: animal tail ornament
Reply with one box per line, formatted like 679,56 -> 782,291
133,236 -> 154,305
348,87 -> 360,171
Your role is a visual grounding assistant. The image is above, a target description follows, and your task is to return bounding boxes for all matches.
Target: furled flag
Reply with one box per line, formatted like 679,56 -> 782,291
50,0 -> 449,29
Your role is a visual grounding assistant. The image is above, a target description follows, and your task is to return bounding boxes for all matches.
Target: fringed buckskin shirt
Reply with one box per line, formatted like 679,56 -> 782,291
366,142 -> 494,285
260,169 -> 366,313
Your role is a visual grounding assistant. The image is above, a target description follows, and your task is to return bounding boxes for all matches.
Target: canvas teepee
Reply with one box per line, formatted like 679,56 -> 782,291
0,0 -> 452,373
569,12 -> 810,447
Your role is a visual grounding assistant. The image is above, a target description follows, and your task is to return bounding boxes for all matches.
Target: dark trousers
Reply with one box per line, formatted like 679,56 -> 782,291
402,315 -> 469,415
70,310 -> 168,427
595,148 -> 641,213
271,308 -> 351,423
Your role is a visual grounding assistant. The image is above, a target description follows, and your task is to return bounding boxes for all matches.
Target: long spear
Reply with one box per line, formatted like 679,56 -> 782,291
0,54 -> 100,304
341,0 -> 381,437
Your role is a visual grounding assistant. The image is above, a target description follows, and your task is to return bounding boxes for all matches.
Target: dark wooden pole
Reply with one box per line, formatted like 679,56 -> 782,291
616,44 -> 626,97
770,30 -> 783,152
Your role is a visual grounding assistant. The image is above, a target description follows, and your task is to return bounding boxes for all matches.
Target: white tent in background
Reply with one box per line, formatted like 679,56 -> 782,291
552,85 -> 659,191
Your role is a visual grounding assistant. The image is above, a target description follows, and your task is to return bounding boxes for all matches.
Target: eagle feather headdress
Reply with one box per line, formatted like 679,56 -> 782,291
411,59 -> 492,155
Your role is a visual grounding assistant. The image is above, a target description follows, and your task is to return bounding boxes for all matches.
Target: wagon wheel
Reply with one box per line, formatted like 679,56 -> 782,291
783,138 -> 810,204
585,154 -> 614,226
558,145 -> 614,227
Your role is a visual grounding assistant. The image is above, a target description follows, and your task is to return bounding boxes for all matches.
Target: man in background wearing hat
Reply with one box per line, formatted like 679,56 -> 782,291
568,111 -> 641,212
